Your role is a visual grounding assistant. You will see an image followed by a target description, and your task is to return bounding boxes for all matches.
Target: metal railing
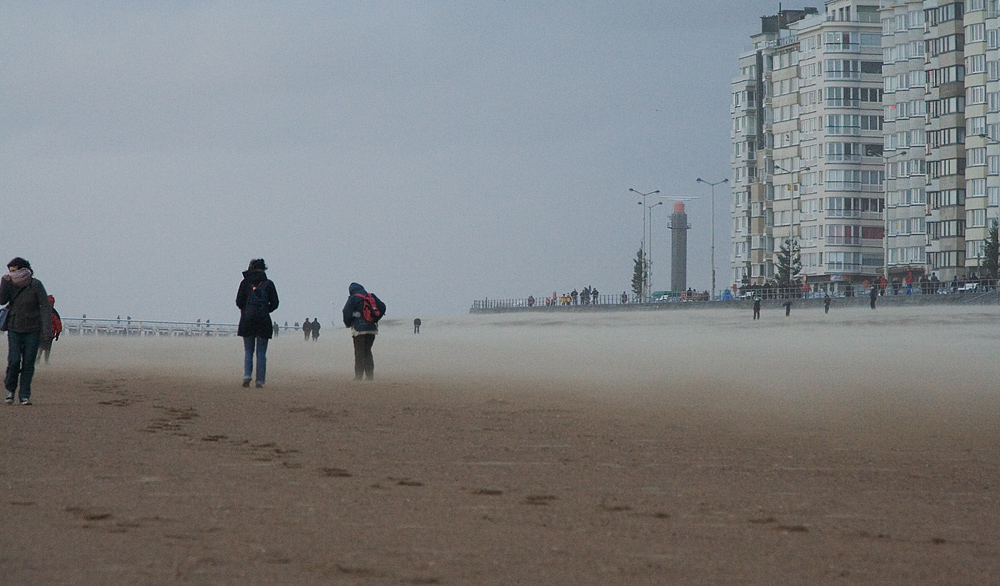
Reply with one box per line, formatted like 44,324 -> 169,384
59,318 -> 300,337
471,278 -> 1000,310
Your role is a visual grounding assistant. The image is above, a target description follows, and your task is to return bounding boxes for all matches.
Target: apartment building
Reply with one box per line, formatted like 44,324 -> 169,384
964,0 -> 1000,275
730,1 -> 884,291
732,0 -> 1000,290
882,0 -> 929,281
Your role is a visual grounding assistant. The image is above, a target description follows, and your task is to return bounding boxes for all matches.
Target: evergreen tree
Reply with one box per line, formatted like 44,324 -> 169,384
984,219 -> 1000,282
774,238 -> 803,289
631,248 -> 646,299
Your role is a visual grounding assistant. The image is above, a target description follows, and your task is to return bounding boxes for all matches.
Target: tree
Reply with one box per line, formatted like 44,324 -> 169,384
631,248 -> 646,300
984,219 -> 1000,283
774,238 -> 802,291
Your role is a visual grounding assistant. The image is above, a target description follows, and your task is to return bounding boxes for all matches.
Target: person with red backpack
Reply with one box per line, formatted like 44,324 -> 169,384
342,282 -> 386,381
36,295 -> 62,365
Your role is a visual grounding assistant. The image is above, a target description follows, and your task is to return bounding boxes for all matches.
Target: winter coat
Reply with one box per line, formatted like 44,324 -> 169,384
342,282 -> 386,335
0,276 -> 52,338
236,269 -> 279,338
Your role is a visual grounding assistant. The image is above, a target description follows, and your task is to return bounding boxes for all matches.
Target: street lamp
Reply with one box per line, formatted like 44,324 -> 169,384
696,177 -> 729,301
646,201 -> 664,296
883,149 -> 908,283
630,188 -> 660,300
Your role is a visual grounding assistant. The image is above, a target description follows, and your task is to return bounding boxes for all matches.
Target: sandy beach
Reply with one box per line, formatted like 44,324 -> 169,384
2,304 -> 999,585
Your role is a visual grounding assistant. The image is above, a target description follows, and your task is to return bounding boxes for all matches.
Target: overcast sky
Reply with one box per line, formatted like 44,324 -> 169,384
2,1 -> 789,323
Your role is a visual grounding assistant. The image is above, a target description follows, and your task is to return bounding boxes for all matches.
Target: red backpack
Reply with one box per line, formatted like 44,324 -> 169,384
51,309 -> 63,339
354,293 -> 382,323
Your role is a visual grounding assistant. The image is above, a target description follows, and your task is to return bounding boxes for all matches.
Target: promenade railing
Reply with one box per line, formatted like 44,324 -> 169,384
471,279 -> 1000,310
61,319 -> 299,337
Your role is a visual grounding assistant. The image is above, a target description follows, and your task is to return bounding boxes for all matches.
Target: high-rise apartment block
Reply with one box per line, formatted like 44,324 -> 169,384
730,0 -> 1000,292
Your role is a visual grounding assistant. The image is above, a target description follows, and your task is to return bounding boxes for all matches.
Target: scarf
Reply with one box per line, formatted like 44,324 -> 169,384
8,267 -> 32,288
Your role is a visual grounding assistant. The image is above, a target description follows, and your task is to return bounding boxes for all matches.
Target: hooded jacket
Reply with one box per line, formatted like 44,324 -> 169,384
342,282 -> 386,335
236,269 -> 279,338
0,275 -> 52,338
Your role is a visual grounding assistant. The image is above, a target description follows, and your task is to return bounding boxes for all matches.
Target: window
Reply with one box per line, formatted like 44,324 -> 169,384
928,65 -> 966,87
928,95 -> 966,117
927,127 -> 966,148
968,116 -> 988,137
928,220 -> 966,238
926,33 -> 964,57
968,85 -> 987,104
926,2 -> 964,26
966,22 -> 986,43
967,54 -> 987,74
929,158 -> 967,178
928,189 -> 967,208
968,147 -> 987,167
967,208 -> 987,228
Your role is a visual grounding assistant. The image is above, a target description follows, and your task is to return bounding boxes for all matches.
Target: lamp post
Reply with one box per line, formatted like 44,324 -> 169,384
630,188 -> 660,300
646,201 -> 664,296
883,149 -> 908,283
696,177 -> 729,301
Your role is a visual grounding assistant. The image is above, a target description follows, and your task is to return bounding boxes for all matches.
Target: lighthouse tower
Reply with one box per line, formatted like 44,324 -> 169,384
669,201 -> 688,294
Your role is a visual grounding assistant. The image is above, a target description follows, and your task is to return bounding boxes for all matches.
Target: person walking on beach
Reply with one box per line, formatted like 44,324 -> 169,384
236,259 -> 279,388
342,282 -> 386,381
413,318 -> 421,334
2,258 -> 52,405
302,318 -> 312,341
783,299 -> 792,316
869,285 -> 878,310
824,293 -> 831,314
310,318 -> 321,341
752,297 -> 761,320
36,296 -> 62,365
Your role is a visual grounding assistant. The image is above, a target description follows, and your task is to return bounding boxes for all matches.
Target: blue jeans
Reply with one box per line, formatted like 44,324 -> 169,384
243,336 -> 268,384
6,330 -> 41,401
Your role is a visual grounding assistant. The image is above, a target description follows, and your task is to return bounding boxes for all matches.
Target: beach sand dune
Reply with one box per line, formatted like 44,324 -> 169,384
2,305 -> 999,585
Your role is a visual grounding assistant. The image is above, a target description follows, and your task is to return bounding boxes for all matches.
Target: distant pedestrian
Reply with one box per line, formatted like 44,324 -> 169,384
302,318 -> 312,341
824,293 -> 831,314
413,318 -> 421,334
311,318 -> 321,340
273,321 -> 279,337
591,287 -> 599,304
752,297 -> 761,320
342,282 -> 386,381
2,258 -> 53,405
37,295 -> 62,365
869,285 -> 878,310
571,289 -> 578,305
783,300 -> 792,316
621,291 -> 628,304
236,259 -> 279,388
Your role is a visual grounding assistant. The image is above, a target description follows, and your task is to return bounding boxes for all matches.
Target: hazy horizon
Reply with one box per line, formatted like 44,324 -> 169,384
4,1 -> 798,322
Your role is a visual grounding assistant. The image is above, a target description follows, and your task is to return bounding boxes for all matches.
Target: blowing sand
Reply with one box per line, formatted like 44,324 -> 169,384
2,304 -> 999,585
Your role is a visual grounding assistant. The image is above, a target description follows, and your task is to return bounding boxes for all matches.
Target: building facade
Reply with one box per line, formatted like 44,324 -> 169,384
731,1 -> 885,292
730,0 -> 1000,291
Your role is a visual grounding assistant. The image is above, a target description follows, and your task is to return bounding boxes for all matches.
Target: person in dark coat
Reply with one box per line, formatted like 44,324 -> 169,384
1,257 -> 52,405
342,282 -> 387,380
869,284 -> 878,309
311,318 -> 321,340
235,259 -> 279,388
302,318 -> 312,341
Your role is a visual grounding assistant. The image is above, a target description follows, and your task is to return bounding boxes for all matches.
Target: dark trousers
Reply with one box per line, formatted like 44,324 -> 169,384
353,334 -> 376,380
6,330 -> 41,400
